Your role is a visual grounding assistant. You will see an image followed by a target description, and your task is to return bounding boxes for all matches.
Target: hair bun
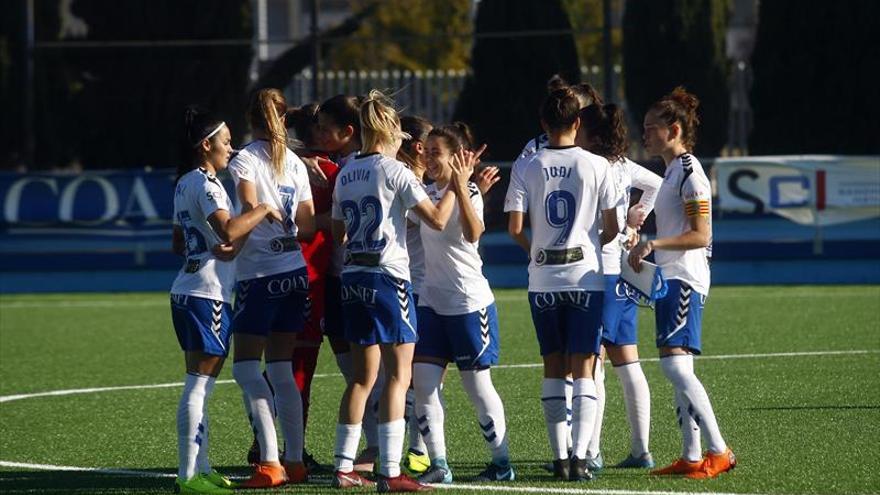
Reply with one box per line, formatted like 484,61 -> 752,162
546,73 -> 570,93
670,86 -> 700,112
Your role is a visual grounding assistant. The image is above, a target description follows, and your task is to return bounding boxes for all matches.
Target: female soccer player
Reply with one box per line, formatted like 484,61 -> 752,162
629,87 -> 735,479
330,90 -> 461,492
171,106 -> 283,495
411,123 -> 514,485
576,103 -> 661,470
505,87 -> 619,482
228,88 -> 316,488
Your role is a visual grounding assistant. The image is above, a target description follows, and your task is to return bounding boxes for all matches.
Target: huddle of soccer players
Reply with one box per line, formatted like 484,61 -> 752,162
168,77 -> 733,494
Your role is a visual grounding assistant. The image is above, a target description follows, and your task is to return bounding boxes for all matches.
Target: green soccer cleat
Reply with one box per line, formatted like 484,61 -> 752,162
200,470 -> 234,489
174,475 -> 233,495
615,452 -> 655,469
402,449 -> 431,475
416,459 -> 453,484
585,452 -> 604,471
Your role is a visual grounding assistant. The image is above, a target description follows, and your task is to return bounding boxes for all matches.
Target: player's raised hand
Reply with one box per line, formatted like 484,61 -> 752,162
628,241 -> 653,273
301,155 -> 329,188
212,242 -> 237,261
475,165 -> 501,195
627,204 -> 648,229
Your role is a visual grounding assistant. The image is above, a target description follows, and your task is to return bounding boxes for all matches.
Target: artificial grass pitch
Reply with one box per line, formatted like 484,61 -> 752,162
1,286 -> 878,494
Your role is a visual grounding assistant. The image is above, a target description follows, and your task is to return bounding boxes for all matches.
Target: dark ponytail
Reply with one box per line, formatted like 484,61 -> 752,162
579,103 -> 628,162
285,103 -> 320,149
428,121 -> 474,152
178,105 -> 223,183
540,87 -> 581,131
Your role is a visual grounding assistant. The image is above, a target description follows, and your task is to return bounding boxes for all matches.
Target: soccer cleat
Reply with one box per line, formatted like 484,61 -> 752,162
585,452 -> 604,471
615,452 -> 655,469
474,462 -> 515,482
569,457 -> 594,482
686,448 -> 736,479
174,476 -> 233,494
353,446 -> 378,472
332,470 -> 376,488
303,448 -> 331,474
402,449 -> 431,475
416,463 -> 452,484
238,463 -> 287,489
283,460 -> 309,484
551,459 -> 570,480
650,457 -> 704,476
200,470 -> 234,489
377,473 -> 433,492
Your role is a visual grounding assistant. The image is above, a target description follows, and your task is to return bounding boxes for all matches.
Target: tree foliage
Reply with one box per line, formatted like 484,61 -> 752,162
623,0 -> 730,156
325,0 -> 472,71
749,1 -> 880,154
454,0 -> 581,160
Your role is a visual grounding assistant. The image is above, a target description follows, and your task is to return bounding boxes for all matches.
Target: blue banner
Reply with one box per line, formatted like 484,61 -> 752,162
0,169 -> 235,237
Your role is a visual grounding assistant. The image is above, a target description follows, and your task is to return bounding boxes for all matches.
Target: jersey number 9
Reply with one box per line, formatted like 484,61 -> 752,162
544,190 -> 576,246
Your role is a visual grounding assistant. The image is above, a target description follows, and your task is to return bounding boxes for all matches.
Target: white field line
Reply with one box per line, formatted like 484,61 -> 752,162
2,289 -> 879,309
0,460 -> 174,478
1,350 -> 877,405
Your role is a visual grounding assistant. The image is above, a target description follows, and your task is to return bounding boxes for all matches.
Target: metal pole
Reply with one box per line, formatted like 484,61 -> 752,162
310,0 -> 320,102
602,0 -> 614,102
24,0 -> 35,168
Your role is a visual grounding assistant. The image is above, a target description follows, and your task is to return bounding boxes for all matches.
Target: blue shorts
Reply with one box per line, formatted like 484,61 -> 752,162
655,279 -> 705,354
341,272 -> 418,346
415,304 -> 500,370
233,268 -> 310,336
323,275 -> 344,339
529,290 -> 604,356
170,294 -> 232,357
602,275 -> 639,346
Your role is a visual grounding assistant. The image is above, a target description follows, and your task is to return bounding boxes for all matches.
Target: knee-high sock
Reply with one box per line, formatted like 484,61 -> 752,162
571,378 -> 598,460
233,360 -> 279,463
378,419 -> 406,477
586,362 -> 605,458
614,361 -> 651,457
335,351 -> 353,385
565,377 -> 573,451
363,363 -> 385,450
541,378 -> 569,460
661,355 -> 726,457
406,387 -> 427,454
334,423 -> 362,472
412,363 -> 446,461
292,344 -> 320,430
460,368 -> 509,464
196,376 -> 216,474
177,373 -> 210,480
266,361 -> 304,463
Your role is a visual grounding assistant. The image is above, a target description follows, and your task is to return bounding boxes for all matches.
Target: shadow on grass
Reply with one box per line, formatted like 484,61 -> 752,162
744,405 -> 879,411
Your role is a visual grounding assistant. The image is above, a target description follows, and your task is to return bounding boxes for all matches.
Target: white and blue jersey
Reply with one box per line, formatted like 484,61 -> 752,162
227,140 -> 313,335
170,168 -> 235,355
518,133 -> 550,160
331,153 -> 428,345
653,154 -> 712,353
601,158 -> 662,346
504,145 -> 617,356
411,181 -> 499,369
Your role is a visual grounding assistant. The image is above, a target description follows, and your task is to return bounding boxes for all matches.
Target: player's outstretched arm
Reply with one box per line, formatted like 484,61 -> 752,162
412,182 -> 457,231
207,205 -> 283,244
599,208 -> 620,246
295,199 -> 316,241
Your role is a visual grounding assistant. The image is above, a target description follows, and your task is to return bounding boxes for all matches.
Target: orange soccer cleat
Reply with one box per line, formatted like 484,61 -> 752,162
238,463 -> 288,489
650,457 -> 704,476
686,448 -> 736,479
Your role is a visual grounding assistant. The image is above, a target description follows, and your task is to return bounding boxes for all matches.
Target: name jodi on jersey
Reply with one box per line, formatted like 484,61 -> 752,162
543,166 -> 572,181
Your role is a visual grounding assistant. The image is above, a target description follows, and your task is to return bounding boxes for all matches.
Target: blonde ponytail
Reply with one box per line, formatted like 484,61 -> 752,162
359,89 -> 406,152
248,88 -> 288,178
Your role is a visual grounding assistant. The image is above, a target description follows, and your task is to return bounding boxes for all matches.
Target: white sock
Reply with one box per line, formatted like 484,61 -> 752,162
460,368 -> 509,464
406,387 -> 426,454
177,373 -> 210,480
378,419 -> 406,477
564,377 -> 573,451
265,361 -> 304,463
676,390 -> 702,461
334,423 -> 362,472
541,378 -> 569,460
661,355 -> 727,456
196,376 -> 216,474
586,362 -> 605,458
571,378 -> 598,460
614,361 -> 652,457
363,364 -> 385,450
232,360 -> 279,463
412,363 -> 446,461
335,352 -> 354,385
